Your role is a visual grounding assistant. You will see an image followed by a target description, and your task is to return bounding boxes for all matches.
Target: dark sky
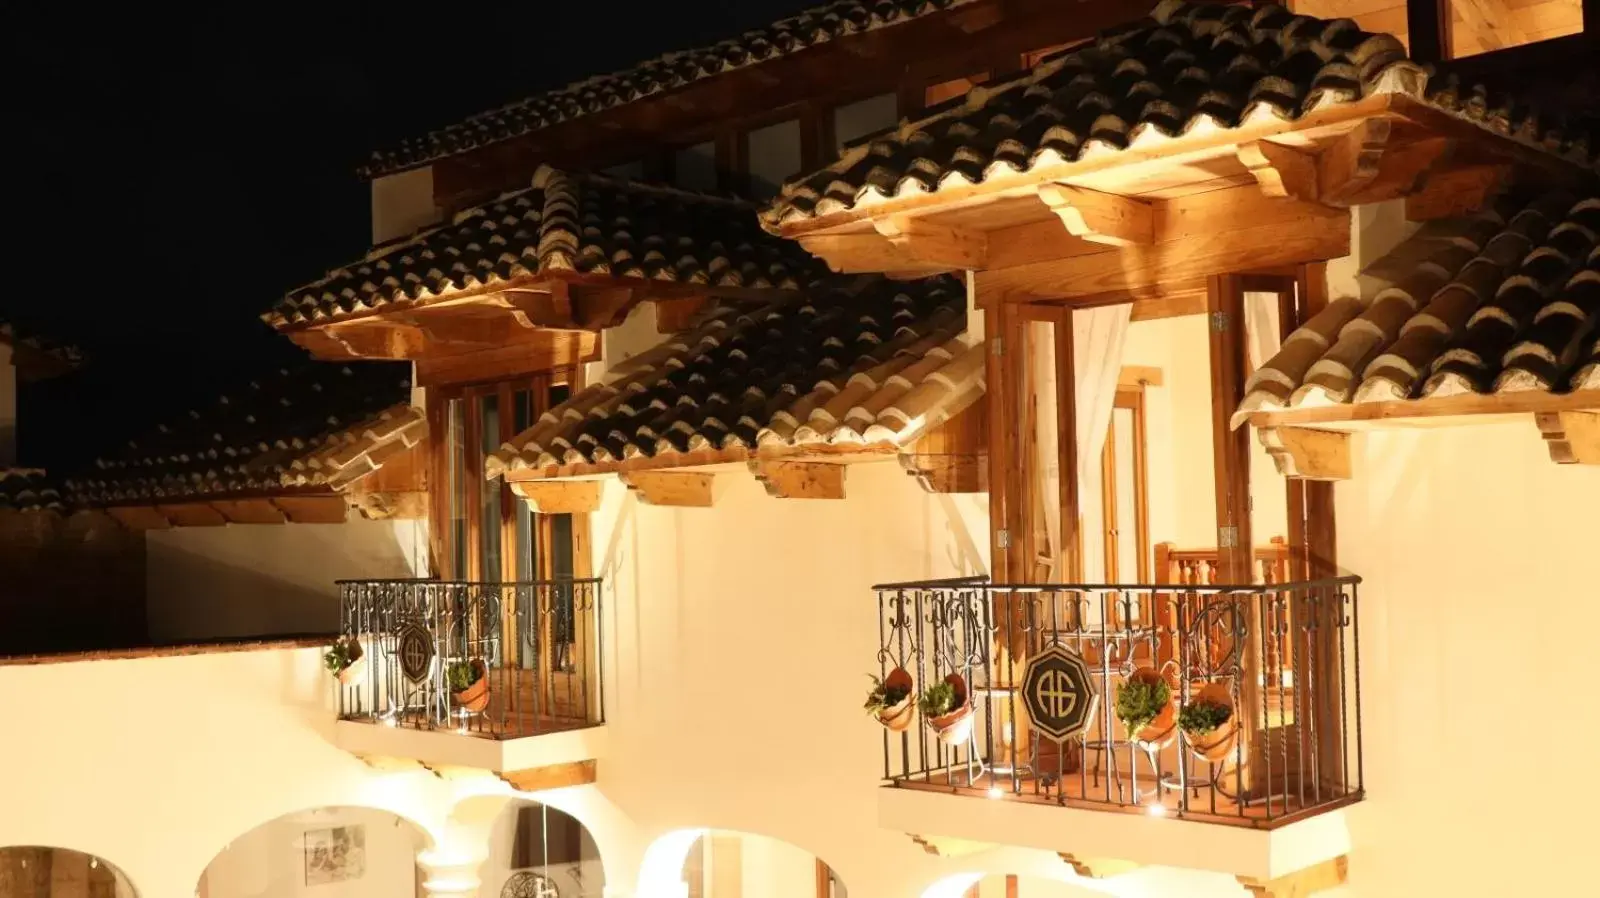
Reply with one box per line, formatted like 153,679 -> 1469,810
4,1 -> 812,471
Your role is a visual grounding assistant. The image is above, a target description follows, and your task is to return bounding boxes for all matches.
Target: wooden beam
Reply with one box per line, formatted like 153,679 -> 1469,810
749,460 -> 845,499
499,288 -> 574,329
871,217 -> 989,269
1315,118 -> 1393,205
1237,140 -> 1319,201
1406,164 -> 1508,221
1536,410 -> 1600,465
509,480 -> 604,513
798,233 -> 949,277
498,759 -> 597,793
1059,854 -> 1142,880
322,321 -> 427,360
898,452 -> 986,493
1250,389 -> 1599,431
1036,184 -> 1154,246
155,503 -> 228,527
571,285 -> 640,330
1237,856 -> 1348,898
393,310 -> 516,348
996,215 -> 1347,302
209,498 -> 288,524
105,506 -> 172,530
270,495 -> 349,524
1258,426 -> 1353,481
618,471 -> 716,506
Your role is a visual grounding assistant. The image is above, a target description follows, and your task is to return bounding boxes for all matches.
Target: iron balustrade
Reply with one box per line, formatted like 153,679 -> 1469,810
873,575 -> 1362,828
335,578 -> 603,739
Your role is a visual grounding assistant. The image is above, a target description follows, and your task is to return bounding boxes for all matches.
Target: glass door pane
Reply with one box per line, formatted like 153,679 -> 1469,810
446,398 -> 468,579
478,394 -> 502,581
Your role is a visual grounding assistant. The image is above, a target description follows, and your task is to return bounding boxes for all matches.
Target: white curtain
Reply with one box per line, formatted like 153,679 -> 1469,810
1031,321 -> 1061,577
1244,291 -> 1283,370
1073,304 -> 1132,582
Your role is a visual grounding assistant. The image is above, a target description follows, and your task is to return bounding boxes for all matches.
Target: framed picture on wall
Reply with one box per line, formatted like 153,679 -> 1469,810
304,825 -> 366,886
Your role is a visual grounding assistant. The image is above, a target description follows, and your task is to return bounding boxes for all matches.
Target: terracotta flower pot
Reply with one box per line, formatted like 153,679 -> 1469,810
336,645 -> 367,688
926,673 -> 974,747
451,660 -> 491,713
876,667 -> 916,733
1125,667 -> 1176,750
1183,682 -> 1238,764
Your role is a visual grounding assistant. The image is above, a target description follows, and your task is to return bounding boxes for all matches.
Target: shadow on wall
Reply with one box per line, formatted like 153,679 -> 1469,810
0,846 -> 137,898
0,510 -> 147,655
146,519 -> 426,643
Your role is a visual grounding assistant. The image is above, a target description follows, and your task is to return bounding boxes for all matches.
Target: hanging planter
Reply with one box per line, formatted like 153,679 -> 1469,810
865,668 -> 916,732
447,659 -> 491,713
323,637 -> 366,687
920,673 -> 974,747
1115,667 -> 1175,749
1179,682 -> 1238,764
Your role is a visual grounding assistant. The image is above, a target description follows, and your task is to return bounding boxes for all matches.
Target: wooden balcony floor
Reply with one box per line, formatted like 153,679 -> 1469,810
343,668 -> 596,741
888,742 -> 1360,830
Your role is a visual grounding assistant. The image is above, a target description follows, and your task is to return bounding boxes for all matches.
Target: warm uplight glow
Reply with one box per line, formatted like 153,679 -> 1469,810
455,725 -> 467,735
1146,802 -> 1167,817
987,786 -> 1005,799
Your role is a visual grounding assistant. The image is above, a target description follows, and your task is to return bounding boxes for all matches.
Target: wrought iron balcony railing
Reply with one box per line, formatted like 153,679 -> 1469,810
872,575 -> 1362,828
334,578 -> 603,739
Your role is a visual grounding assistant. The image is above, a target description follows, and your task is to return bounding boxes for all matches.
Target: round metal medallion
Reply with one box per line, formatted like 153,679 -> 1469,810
396,623 -> 434,684
501,871 -> 560,898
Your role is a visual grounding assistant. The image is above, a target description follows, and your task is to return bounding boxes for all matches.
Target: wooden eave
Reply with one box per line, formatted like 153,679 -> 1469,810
777,91 -> 1596,294
1249,390 -> 1600,479
275,269 -> 798,365
100,488 -> 353,530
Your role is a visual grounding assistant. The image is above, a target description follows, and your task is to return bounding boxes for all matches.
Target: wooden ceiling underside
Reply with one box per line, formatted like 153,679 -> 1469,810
1293,0 -> 1584,59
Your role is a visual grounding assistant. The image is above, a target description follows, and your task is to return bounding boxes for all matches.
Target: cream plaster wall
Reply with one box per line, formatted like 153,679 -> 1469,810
145,518 -> 428,642
371,168 -> 439,246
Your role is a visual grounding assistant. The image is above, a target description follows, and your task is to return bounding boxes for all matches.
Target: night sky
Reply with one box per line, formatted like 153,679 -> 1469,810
5,1 -> 812,472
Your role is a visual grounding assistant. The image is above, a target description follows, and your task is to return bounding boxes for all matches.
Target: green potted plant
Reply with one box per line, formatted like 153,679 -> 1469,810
323,637 -> 366,687
1115,667 -> 1175,749
1178,682 -> 1237,763
446,659 -> 490,713
865,668 -> 915,732
920,672 -> 973,747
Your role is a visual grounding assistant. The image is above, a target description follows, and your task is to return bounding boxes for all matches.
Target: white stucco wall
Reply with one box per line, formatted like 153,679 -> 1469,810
371,168 -> 439,245
201,806 -> 426,898
146,519 -> 427,641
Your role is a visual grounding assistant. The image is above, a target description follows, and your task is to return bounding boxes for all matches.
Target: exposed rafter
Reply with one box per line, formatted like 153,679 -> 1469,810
1036,184 -> 1154,246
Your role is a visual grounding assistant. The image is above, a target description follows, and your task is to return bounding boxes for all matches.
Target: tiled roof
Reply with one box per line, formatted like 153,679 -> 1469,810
0,316 -> 83,372
67,361 -> 419,506
0,469 -> 63,513
486,275 -> 980,477
762,0 -> 1597,228
267,166 -> 827,329
361,1 -> 976,178
1234,190 -> 1599,423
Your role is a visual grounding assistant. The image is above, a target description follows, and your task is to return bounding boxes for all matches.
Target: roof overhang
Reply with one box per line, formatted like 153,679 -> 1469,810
771,90 -> 1597,297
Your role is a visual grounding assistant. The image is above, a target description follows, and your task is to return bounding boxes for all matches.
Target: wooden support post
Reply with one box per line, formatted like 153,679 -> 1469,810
1207,273 -> 1260,795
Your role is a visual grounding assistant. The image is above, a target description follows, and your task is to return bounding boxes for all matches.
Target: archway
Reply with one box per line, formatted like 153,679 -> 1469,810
0,847 -> 135,898
921,873 -> 1113,898
477,798 -> 605,898
640,829 -> 845,898
196,806 -> 431,898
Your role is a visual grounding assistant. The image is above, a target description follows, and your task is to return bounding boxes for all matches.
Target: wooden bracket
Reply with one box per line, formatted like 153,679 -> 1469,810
1536,410 -> 1600,465
1036,184 -> 1154,246
499,760 -> 597,793
1238,140 -> 1320,201
348,490 -> 428,520
907,834 -> 995,857
1258,426 -> 1352,481
509,480 -> 603,513
154,503 -> 228,527
1241,121 -> 1450,208
871,216 -> 988,269
323,321 -> 427,360
209,498 -> 288,525
618,471 -> 716,506
1237,856 -> 1348,897
106,505 -> 173,531
899,452 -> 986,493
1059,854 -> 1142,880
749,460 -> 846,499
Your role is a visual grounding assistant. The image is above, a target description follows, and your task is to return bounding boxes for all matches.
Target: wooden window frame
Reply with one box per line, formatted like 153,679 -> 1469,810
1100,384 -> 1152,587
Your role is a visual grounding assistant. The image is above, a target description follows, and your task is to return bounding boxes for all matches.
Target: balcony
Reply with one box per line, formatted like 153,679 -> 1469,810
871,575 -> 1361,883
330,578 -> 605,788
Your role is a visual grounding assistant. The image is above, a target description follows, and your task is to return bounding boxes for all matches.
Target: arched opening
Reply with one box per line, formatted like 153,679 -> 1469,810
641,830 -> 845,898
0,847 -> 135,898
196,806 -> 430,898
479,799 -> 605,898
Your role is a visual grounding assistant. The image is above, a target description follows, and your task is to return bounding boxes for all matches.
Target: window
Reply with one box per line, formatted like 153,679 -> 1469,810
1100,385 -> 1150,586
832,92 -> 898,152
432,373 -> 577,584
745,118 -> 802,200
673,141 -> 719,192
